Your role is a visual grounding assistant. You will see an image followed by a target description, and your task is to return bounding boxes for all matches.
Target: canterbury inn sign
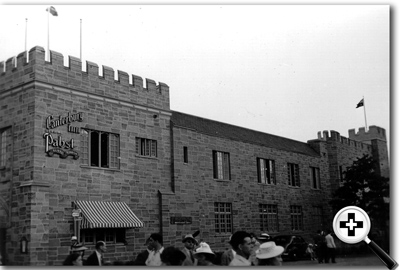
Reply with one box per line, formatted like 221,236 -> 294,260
43,111 -> 83,159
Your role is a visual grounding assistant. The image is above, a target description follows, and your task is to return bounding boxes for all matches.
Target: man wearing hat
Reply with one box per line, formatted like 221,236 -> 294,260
194,242 -> 216,266
255,241 -> 284,266
257,233 -> 272,243
181,231 -> 199,266
69,236 -> 78,254
70,243 -> 89,265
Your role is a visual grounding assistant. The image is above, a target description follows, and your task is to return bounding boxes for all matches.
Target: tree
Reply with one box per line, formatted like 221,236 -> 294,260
330,154 -> 390,228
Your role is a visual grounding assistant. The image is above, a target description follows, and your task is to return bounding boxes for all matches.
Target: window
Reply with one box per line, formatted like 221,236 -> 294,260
80,228 -> 126,245
290,205 -> 303,231
259,204 -> 278,232
287,163 -> 300,187
183,146 -> 188,163
0,127 -> 10,168
135,137 -> 157,158
338,165 -> 345,187
309,167 -> 321,189
257,158 -> 276,184
312,206 -> 323,230
81,129 -> 120,169
214,202 -> 232,234
213,151 -> 230,180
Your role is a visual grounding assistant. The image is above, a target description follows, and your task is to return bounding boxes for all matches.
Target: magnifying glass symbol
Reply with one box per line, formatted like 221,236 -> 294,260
333,206 -> 397,270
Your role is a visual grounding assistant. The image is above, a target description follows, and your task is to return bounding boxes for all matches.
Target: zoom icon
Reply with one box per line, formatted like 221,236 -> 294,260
339,212 -> 363,237
333,206 -> 397,270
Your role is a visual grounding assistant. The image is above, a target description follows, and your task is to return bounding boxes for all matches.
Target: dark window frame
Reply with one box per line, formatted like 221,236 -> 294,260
0,127 -> 10,168
135,137 -> 157,158
287,163 -> 300,187
312,205 -> 323,230
257,158 -> 276,185
290,205 -> 303,231
80,228 -> 126,245
310,166 -> 321,189
259,204 -> 279,232
213,151 -> 231,180
183,146 -> 188,163
214,202 -> 233,234
81,129 -> 120,169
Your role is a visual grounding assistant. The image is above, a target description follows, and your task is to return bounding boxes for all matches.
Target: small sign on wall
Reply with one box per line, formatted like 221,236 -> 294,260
170,216 -> 192,225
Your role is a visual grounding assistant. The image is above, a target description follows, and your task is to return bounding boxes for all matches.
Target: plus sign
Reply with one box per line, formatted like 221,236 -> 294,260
346,219 -> 358,230
339,213 -> 363,236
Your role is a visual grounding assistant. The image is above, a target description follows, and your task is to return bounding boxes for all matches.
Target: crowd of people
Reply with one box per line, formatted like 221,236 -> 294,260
64,229 -> 336,266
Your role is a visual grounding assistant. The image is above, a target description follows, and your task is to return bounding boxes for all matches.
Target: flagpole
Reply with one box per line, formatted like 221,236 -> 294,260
80,19 -> 82,60
47,6 -> 50,61
25,18 -> 27,52
363,96 -> 368,131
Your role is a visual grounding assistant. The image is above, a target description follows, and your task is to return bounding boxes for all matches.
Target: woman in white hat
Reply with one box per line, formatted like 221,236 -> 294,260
194,242 -> 216,266
255,241 -> 284,266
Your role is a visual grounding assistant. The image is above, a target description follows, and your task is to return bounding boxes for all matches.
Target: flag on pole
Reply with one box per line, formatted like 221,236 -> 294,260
46,6 -> 58,16
356,98 -> 364,108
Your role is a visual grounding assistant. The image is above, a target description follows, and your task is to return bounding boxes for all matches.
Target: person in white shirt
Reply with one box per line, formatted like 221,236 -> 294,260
145,233 -> 164,266
229,231 -> 254,266
325,230 -> 336,263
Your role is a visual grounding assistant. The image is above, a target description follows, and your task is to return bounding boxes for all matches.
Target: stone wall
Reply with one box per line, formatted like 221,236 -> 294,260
0,47 -> 172,265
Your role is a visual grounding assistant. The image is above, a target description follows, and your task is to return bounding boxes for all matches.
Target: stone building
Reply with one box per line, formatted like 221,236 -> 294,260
0,47 -> 389,265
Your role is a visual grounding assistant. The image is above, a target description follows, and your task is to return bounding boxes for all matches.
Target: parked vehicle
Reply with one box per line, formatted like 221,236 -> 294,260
272,235 -> 309,261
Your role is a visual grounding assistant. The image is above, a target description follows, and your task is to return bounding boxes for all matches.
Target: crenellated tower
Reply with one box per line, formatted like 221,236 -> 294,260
309,128 -> 377,194
349,126 -> 389,178
0,46 -> 172,265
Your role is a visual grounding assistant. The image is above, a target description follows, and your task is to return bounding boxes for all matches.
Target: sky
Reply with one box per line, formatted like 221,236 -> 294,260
0,2 -> 398,268
0,4 -> 390,147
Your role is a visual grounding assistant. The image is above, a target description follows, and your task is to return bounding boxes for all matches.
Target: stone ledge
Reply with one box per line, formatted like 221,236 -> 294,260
18,180 -> 50,188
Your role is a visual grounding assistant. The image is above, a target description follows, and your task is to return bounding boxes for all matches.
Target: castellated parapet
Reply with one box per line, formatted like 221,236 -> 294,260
0,46 -> 170,110
348,126 -> 387,143
316,129 -> 372,152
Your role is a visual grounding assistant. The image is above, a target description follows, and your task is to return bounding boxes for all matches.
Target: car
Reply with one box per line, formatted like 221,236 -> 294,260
272,235 -> 309,261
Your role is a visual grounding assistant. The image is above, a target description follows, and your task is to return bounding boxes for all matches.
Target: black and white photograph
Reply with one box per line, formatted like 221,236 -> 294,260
0,3 -> 394,268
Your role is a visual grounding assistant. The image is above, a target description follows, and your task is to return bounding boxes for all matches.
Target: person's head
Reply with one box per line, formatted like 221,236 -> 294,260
194,242 -> 216,265
255,241 -> 284,266
63,253 -> 83,266
229,231 -> 253,258
71,236 -> 78,243
95,241 -> 106,253
148,233 -> 163,250
257,233 -> 271,243
160,246 -> 186,266
182,234 -> 197,250
144,237 -> 154,251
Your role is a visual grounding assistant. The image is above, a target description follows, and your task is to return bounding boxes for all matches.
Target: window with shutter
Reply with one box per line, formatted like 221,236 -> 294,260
81,129 -> 120,169
135,137 -> 157,158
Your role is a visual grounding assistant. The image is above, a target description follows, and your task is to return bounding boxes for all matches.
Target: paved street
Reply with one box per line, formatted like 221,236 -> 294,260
282,253 -> 386,269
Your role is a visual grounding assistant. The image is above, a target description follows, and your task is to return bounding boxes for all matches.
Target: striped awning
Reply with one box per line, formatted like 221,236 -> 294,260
74,201 -> 144,229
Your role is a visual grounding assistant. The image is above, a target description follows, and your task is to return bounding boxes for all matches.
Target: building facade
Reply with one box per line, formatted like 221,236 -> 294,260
0,47 -> 389,265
